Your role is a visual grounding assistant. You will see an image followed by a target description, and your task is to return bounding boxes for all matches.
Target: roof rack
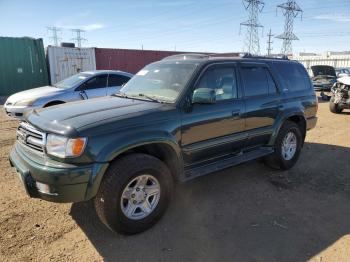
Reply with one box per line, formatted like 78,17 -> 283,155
242,53 -> 289,60
162,53 -> 209,61
162,52 -> 289,61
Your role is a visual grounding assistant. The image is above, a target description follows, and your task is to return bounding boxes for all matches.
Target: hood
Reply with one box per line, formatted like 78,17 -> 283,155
6,86 -> 64,104
338,76 -> 350,86
26,96 -> 166,136
311,65 -> 336,78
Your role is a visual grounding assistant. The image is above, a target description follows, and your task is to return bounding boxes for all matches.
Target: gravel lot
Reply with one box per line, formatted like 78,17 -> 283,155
1,98 -> 350,262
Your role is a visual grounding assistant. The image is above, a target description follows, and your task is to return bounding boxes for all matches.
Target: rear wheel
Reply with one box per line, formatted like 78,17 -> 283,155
264,121 -> 303,170
94,153 -> 173,234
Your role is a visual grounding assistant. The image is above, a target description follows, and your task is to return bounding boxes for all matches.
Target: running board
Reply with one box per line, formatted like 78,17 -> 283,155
183,147 -> 274,181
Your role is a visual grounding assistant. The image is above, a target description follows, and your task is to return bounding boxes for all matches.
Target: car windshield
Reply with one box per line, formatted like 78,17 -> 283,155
54,73 -> 91,89
120,62 -> 198,103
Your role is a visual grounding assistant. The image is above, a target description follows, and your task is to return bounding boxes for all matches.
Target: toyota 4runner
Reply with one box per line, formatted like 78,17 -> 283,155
9,54 -> 318,234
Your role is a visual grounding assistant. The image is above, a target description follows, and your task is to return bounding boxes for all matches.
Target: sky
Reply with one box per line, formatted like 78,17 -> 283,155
0,0 -> 350,55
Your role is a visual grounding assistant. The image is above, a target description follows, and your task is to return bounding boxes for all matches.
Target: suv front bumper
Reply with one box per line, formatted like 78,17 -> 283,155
9,143 -> 109,203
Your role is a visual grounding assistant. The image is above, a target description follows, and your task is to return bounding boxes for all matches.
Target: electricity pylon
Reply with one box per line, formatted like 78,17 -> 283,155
275,0 -> 303,55
240,0 -> 265,55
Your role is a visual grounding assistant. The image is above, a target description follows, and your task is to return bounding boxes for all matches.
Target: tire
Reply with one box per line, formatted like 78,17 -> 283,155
264,121 -> 303,170
329,100 -> 343,114
94,153 -> 173,234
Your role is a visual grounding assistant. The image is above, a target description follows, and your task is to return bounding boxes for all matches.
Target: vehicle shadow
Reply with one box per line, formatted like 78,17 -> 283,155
70,142 -> 350,262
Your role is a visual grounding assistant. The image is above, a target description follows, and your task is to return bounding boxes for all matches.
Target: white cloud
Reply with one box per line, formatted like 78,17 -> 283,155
54,10 -> 105,31
313,14 -> 350,22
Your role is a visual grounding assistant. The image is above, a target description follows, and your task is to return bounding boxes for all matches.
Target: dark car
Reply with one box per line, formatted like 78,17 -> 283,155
311,65 -> 337,91
9,54 -> 318,234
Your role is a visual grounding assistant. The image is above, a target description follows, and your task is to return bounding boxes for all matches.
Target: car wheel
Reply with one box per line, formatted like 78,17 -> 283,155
264,121 -> 303,170
94,153 -> 173,234
329,99 -> 343,114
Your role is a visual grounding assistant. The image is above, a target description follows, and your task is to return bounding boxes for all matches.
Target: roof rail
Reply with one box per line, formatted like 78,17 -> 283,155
162,53 -> 209,61
162,52 -> 290,61
242,53 -> 289,60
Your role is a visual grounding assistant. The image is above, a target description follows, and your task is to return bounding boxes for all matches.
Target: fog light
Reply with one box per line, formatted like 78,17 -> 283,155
36,182 -> 53,195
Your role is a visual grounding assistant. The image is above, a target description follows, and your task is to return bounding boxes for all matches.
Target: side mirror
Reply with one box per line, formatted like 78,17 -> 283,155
192,88 -> 216,104
79,90 -> 88,100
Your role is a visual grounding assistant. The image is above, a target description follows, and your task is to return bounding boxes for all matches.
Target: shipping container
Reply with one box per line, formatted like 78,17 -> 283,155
0,37 -> 49,96
47,46 -> 96,84
94,48 -> 185,74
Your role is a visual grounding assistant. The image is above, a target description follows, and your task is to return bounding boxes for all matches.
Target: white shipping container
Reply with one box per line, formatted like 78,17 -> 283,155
47,46 -> 96,84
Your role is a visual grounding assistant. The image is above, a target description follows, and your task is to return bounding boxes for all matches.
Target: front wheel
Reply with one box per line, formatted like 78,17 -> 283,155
264,121 -> 303,170
329,100 -> 343,114
94,153 -> 173,234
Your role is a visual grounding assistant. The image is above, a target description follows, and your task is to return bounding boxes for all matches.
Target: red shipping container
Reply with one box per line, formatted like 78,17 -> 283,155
94,48 -> 186,74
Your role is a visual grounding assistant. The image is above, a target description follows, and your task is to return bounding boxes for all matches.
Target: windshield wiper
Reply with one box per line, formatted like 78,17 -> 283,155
136,93 -> 166,103
113,92 -> 128,98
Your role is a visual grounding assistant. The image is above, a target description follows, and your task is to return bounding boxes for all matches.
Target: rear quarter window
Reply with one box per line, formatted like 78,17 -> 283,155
274,62 -> 311,92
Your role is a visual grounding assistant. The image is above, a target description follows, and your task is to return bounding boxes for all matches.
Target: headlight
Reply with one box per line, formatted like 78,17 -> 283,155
14,98 -> 36,106
46,134 -> 87,158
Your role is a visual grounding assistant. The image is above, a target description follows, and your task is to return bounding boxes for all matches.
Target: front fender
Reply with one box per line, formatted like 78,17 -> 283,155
85,130 -> 182,199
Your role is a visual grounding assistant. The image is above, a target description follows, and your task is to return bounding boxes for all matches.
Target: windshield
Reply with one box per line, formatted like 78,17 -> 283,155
54,73 -> 91,89
120,62 -> 198,103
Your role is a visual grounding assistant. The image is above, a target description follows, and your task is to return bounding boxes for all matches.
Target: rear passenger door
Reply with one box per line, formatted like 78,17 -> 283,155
239,63 -> 281,148
107,74 -> 131,95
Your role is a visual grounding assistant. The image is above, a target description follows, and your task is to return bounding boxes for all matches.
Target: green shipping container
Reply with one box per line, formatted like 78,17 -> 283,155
0,37 -> 49,96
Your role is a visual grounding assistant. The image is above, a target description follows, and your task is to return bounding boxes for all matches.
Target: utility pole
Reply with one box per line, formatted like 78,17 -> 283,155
267,29 -> 274,56
47,26 -> 62,46
240,0 -> 265,55
275,0 -> 303,55
71,29 -> 87,48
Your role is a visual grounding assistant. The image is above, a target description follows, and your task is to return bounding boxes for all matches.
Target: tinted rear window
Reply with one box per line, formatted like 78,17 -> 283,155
274,62 -> 310,91
241,66 -> 276,97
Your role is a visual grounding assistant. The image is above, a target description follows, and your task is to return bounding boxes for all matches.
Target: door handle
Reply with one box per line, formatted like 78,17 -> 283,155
232,110 -> 241,120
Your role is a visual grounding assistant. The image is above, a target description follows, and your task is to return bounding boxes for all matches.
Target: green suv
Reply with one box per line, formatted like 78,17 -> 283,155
9,54 -> 318,234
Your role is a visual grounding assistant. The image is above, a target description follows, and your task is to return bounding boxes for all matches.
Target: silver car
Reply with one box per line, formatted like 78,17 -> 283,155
4,70 -> 133,119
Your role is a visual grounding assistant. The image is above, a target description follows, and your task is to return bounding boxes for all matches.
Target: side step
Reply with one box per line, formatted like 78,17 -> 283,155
183,147 -> 274,181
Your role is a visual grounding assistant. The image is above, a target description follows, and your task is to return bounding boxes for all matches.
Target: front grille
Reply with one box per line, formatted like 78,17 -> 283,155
17,122 -> 45,153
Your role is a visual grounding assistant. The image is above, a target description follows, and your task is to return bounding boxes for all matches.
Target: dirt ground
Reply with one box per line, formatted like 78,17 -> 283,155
1,97 -> 350,262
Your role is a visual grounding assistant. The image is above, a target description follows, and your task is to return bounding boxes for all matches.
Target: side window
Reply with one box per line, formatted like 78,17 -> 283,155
241,66 -> 269,97
80,75 -> 108,90
108,75 -> 131,87
266,69 -> 277,94
275,62 -> 310,91
194,65 -> 238,101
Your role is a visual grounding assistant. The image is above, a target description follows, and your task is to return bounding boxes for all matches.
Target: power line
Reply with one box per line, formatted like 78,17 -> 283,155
71,29 -> 87,48
275,0 -> 303,55
240,0 -> 265,55
47,26 -> 62,46
267,29 -> 274,56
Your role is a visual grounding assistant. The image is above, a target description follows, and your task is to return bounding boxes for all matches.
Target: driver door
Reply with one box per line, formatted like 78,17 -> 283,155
76,74 -> 108,99
181,63 -> 246,164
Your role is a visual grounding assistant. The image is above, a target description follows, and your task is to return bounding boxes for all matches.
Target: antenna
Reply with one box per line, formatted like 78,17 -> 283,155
240,0 -> 265,55
71,29 -> 87,48
267,28 -> 274,56
275,0 -> 303,55
47,26 -> 62,46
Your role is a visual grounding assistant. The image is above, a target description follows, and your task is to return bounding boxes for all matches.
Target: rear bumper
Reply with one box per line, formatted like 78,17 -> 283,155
306,116 -> 317,130
9,143 -> 109,203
